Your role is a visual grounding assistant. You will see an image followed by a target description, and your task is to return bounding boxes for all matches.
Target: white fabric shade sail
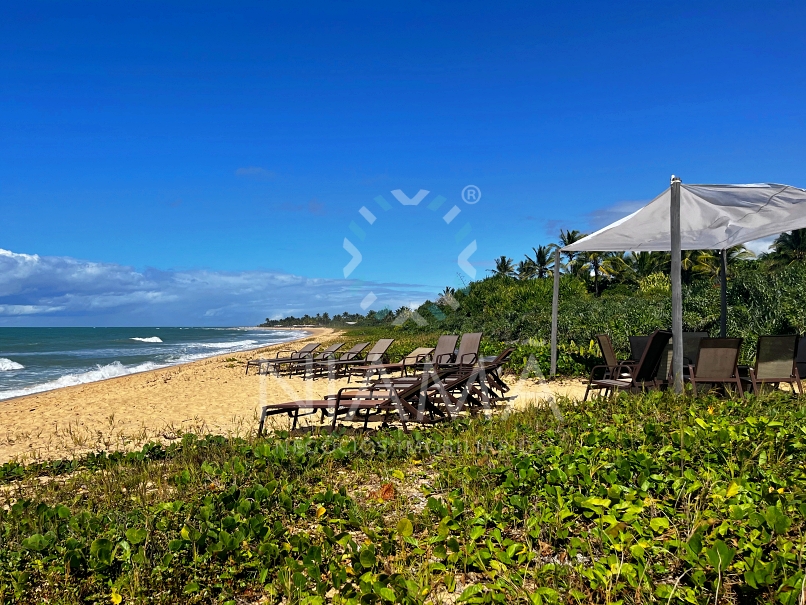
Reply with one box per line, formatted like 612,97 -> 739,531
563,183 -> 806,253
549,180 -> 806,392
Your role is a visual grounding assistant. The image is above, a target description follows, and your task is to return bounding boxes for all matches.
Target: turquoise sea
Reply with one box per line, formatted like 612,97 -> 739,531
0,327 -> 305,400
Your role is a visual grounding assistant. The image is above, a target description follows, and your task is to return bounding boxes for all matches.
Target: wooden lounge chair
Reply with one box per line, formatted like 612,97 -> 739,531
584,330 -> 672,400
312,342 -> 370,379
245,342 -> 321,375
257,369 -> 455,434
740,335 -> 802,396
286,342 -> 345,378
686,338 -> 744,397
353,347 -> 435,380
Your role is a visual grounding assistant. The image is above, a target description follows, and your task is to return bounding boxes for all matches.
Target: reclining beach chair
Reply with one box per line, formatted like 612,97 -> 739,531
286,342 -> 345,378
584,330 -> 672,400
245,342 -> 321,375
440,332 -> 482,369
686,338 -> 744,397
353,346 -> 434,381
740,335 -> 802,396
329,339 -> 395,381
797,337 -> 806,385
652,332 -> 709,382
312,342 -> 370,379
257,368 -> 455,434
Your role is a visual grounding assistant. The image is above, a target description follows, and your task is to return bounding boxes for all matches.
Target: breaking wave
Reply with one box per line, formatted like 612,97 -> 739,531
130,337 -> 163,343
0,358 -> 24,371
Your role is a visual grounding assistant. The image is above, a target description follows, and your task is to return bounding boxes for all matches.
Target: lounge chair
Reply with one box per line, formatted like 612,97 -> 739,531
653,332 -> 709,382
425,334 -> 460,368
686,338 -> 744,397
740,335 -> 802,396
628,335 -> 650,363
353,346 -> 435,380
330,339 -> 395,381
286,342 -> 345,378
590,334 -> 634,385
441,332 -> 482,369
245,342 -> 321,375
312,342 -> 370,379
584,330 -> 672,400
797,337 -> 806,384
257,368 -> 455,434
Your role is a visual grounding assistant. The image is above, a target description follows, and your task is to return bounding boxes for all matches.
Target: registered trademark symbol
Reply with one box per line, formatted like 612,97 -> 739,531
462,185 -> 481,204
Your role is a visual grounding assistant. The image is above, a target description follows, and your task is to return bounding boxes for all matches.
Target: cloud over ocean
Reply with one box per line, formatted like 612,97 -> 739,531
0,249 -> 432,326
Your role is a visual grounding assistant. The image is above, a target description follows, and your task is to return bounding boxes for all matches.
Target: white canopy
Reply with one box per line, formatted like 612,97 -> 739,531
563,183 -> 806,252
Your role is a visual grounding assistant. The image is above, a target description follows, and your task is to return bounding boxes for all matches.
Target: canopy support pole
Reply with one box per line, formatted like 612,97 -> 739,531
671,176 -> 684,394
720,249 -> 728,338
550,248 -> 560,377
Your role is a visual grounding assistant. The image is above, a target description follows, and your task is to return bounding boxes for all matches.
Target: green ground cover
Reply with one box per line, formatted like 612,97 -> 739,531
1,391 -> 805,603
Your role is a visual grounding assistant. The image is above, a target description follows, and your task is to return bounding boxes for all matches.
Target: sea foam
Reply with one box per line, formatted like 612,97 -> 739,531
0,358 -> 24,371
198,339 -> 258,349
130,337 -> 163,343
0,361 -> 163,401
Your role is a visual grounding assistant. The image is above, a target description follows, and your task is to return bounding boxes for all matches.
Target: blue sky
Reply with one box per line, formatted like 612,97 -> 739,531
1,1 -> 805,325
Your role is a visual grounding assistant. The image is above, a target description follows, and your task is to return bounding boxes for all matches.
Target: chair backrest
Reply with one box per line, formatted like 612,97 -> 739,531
682,332 -> 709,365
628,336 -> 650,363
694,338 -> 743,379
294,343 -> 321,357
755,335 -> 798,380
796,337 -> 806,379
433,335 -> 460,365
597,334 -> 620,368
456,332 -> 483,366
315,342 -> 345,359
339,342 -> 370,360
403,347 -> 435,364
655,343 -> 673,380
365,339 -> 395,363
633,330 -> 673,382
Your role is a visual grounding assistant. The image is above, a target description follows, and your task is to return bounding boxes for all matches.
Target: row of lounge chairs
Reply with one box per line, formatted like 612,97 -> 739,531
254,333 -> 515,434
245,333 -> 483,382
585,331 -> 804,399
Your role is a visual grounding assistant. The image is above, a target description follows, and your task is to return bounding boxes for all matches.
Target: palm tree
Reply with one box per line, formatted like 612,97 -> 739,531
516,258 -> 537,280
576,251 -> 616,295
531,245 -> 553,278
766,229 -> 806,267
491,256 -> 516,277
557,230 -> 587,276
624,251 -> 670,281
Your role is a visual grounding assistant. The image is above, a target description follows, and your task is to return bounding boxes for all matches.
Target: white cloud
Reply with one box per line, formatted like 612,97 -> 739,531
584,200 -> 648,231
0,248 -> 432,326
235,166 -> 275,180
744,236 -> 775,256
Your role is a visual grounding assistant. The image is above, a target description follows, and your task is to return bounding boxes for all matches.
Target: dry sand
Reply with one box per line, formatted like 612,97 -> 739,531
0,327 -> 588,464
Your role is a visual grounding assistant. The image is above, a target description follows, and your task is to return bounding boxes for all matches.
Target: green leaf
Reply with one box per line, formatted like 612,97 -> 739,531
458,584 -> 485,602
126,528 -> 148,545
377,587 -> 396,602
649,517 -> 670,533
764,505 -> 791,534
705,540 -> 735,573
397,518 -> 414,538
359,546 -> 376,569
184,581 -> 200,594
89,538 -> 114,565
725,481 -> 740,498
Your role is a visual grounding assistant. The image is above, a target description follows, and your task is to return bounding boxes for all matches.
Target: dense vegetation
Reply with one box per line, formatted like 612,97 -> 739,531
264,229 -> 806,372
2,391 -> 805,603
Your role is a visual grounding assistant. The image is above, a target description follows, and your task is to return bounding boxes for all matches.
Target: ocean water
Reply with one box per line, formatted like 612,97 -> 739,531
0,327 -> 305,401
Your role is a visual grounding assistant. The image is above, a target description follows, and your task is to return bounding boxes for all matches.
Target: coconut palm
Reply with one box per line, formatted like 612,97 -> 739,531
766,229 -> 806,267
491,255 -> 516,277
531,245 -> 554,278
558,229 -> 586,272
577,251 -> 620,295
516,258 -> 537,280
624,251 -> 670,281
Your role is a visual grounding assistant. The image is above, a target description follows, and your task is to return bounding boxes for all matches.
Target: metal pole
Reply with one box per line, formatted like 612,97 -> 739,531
720,249 -> 728,338
550,248 -> 560,377
670,176 -> 684,394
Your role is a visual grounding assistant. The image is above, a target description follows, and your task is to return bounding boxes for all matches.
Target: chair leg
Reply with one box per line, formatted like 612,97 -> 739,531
291,408 -> 300,431
583,383 -> 591,402
690,378 -> 698,397
257,407 -> 267,436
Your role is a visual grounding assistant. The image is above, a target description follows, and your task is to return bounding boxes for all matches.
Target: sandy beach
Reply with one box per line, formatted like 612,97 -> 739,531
0,327 -> 587,464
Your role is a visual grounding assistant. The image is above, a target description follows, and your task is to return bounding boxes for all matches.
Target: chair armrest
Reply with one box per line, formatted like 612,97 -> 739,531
460,353 -> 478,366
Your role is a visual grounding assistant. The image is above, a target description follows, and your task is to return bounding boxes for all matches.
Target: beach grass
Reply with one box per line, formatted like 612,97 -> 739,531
1,390 -> 805,603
